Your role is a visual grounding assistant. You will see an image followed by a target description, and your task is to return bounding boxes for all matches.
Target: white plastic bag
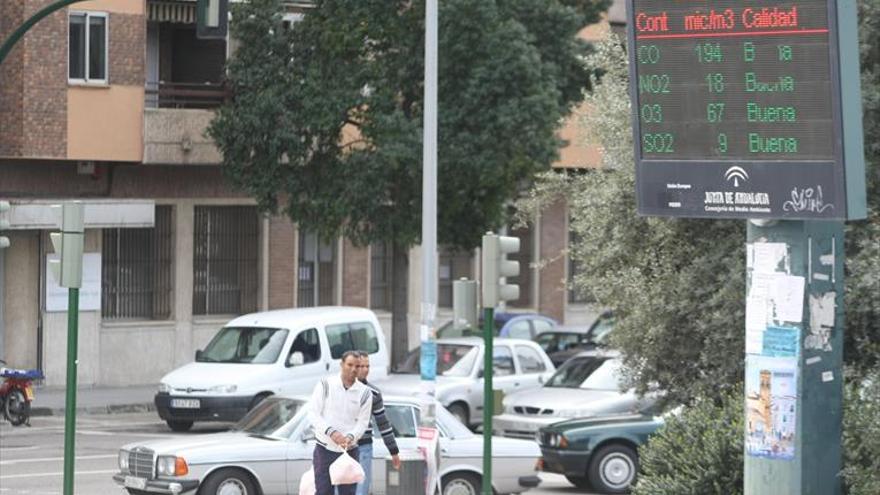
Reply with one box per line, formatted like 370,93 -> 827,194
298,467 -> 316,495
329,451 -> 365,485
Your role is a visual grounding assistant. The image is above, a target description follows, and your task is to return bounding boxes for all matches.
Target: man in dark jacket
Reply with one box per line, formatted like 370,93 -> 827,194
355,351 -> 400,495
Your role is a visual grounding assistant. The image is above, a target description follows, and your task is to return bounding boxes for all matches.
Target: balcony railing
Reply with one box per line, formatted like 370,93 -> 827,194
145,81 -> 229,110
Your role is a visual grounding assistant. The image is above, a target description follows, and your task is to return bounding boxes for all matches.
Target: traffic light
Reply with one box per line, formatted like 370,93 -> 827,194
481,232 -> 520,308
453,278 -> 479,330
49,203 -> 85,288
0,201 -> 9,249
196,0 -> 228,40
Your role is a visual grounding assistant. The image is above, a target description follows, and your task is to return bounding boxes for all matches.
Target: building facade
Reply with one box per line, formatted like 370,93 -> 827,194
0,0 -> 609,387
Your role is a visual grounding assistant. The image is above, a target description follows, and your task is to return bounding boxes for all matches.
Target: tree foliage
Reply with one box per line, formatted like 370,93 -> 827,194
632,387 -> 744,495
843,0 -> 880,377
517,0 -> 880,403
842,372 -> 880,494
208,0 -> 608,251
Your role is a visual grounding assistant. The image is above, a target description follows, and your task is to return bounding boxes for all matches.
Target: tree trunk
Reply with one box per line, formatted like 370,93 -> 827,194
390,242 -> 409,369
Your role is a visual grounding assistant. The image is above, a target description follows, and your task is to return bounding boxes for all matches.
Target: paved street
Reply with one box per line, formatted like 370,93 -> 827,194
0,413 -> 591,495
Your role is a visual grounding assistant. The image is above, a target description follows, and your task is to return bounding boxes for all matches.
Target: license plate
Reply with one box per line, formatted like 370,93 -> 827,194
124,476 -> 147,490
24,386 -> 34,401
170,398 -> 200,409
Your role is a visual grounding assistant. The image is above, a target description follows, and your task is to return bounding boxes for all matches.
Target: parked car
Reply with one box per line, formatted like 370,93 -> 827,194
436,312 -> 558,340
154,307 -> 390,431
376,337 -> 555,428
538,412 -> 665,493
493,351 -> 659,439
536,312 -> 615,367
114,395 -> 543,495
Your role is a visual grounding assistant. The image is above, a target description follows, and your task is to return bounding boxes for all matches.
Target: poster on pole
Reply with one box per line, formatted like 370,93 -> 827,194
745,356 -> 797,460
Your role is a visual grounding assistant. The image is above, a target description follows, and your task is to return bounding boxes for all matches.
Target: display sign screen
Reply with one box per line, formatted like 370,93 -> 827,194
627,0 -> 863,220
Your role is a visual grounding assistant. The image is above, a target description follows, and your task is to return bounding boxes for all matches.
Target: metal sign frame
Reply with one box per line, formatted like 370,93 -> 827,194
625,0 -> 866,220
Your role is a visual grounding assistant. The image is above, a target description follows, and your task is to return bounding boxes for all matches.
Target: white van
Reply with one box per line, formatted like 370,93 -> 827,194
154,307 -> 389,431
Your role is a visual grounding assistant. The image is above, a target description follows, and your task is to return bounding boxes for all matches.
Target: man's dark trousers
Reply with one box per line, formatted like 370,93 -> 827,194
313,443 -> 360,495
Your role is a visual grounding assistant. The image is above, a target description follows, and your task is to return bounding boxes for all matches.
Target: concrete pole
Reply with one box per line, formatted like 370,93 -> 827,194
744,220 -> 844,495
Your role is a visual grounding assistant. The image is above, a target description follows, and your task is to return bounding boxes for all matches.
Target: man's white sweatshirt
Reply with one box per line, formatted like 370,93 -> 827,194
307,374 -> 373,452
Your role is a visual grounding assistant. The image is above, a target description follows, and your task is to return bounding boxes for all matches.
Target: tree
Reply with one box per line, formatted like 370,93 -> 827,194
517,0 -> 880,403
208,0 -> 609,365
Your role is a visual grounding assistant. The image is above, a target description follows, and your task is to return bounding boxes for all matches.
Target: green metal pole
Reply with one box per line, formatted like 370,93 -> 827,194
744,220 -> 844,495
482,307 -> 494,495
0,0 -> 88,67
62,287 -> 80,495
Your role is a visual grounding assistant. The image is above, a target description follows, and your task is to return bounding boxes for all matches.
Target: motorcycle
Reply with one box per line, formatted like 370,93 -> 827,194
0,359 -> 43,426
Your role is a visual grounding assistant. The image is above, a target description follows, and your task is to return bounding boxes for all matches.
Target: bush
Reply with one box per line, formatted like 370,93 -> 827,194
632,387 -> 743,495
842,373 -> 880,495
631,376 -> 880,494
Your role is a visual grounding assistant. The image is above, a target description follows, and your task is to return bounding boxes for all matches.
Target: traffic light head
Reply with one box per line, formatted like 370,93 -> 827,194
48,203 -> 85,288
481,232 -> 520,308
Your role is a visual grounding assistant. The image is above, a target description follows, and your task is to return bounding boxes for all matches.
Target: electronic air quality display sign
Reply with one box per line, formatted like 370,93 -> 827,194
627,0 -> 866,220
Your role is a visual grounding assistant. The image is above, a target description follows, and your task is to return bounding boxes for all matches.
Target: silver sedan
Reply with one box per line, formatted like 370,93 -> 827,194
375,338 -> 556,428
113,395 -> 542,495
494,352 -> 660,439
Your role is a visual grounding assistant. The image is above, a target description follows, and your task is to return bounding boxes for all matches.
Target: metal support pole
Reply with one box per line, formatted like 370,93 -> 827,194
481,306 -> 494,495
744,220 -> 844,495
62,287 -> 80,495
419,0 -> 439,493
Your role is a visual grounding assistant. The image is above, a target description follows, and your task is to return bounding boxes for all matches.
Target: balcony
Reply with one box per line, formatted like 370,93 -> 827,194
145,81 -> 229,110
143,3 -> 226,165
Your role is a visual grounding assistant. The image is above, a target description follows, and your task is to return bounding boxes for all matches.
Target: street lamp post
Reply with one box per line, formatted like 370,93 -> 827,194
419,0 -> 440,494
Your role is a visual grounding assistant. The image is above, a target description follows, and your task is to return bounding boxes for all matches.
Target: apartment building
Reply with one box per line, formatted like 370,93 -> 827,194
0,0 -> 610,387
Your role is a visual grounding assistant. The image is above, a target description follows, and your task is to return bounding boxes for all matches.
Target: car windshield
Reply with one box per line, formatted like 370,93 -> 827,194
437,320 -> 484,339
436,320 -> 498,339
198,327 -> 289,364
545,357 -> 624,390
396,344 -> 479,377
233,397 -> 305,438
588,315 -> 615,345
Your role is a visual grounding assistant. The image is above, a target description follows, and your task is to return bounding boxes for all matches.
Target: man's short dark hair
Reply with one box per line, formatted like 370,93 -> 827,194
341,350 -> 361,363
356,350 -> 369,358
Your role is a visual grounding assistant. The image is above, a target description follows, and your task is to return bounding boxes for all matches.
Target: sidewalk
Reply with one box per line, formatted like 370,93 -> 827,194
30,384 -> 158,417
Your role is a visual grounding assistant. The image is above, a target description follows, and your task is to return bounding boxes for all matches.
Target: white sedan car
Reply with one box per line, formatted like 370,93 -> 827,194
113,395 -> 542,495
376,338 -> 556,428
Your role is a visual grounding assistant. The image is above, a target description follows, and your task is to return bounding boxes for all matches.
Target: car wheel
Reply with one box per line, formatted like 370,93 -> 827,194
447,402 -> 469,426
200,468 -> 258,495
587,444 -> 638,494
565,475 -> 593,490
166,419 -> 194,432
442,472 -> 481,495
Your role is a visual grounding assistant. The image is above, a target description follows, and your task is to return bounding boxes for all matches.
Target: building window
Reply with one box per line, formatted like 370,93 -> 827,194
102,206 -> 173,319
439,246 -> 472,308
297,231 -> 337,307
193,206 -> 259,315
69,12 -> 108,83
370,242 -> 393,311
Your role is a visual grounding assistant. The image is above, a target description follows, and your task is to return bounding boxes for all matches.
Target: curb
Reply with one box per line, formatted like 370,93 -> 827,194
30,402 -> 156,417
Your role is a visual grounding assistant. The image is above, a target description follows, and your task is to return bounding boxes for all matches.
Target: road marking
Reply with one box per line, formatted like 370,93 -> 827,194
0,469 -> 117,479
0,444 -> 39,451
0,454 -> 117,465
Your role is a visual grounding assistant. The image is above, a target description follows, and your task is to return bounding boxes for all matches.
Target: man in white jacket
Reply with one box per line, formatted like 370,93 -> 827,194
307,351 -> 373,495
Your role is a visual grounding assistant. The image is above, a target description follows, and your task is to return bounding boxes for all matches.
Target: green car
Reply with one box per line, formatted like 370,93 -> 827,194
537,413 -> 664,493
